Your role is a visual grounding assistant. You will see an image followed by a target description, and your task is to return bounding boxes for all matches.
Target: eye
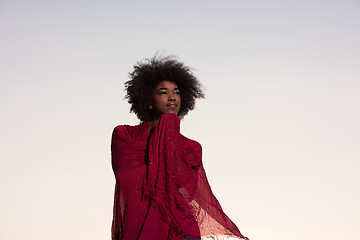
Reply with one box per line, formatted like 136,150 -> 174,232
174,91 -> 180,95
159,91 -> 167,95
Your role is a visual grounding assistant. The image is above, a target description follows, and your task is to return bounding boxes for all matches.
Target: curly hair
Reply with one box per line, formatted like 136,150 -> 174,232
125,55 -> 205,122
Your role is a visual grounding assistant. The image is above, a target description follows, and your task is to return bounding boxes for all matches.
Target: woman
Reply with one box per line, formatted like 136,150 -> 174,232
111,55 -> 248,240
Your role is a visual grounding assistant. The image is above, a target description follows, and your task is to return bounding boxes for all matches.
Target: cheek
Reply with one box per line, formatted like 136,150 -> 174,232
153,95 -> 163,103
153,96 -> 166,107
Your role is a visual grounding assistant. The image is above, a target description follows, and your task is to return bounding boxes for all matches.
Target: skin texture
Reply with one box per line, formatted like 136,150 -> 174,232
149,81 -> 181,129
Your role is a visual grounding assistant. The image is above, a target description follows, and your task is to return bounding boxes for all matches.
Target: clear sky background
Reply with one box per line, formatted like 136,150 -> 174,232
1,0 -> 359,239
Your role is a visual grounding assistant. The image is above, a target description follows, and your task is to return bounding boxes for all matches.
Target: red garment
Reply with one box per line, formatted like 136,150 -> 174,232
111,114 -> 248,240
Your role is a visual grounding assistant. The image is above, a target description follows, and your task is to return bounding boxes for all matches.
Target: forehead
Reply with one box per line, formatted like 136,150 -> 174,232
155,80 -> 179,89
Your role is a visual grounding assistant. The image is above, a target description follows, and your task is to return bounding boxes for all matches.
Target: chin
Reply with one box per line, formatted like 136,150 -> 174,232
162,111 -> 179,115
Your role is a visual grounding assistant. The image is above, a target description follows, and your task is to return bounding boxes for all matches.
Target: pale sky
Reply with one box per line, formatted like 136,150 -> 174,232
1,1 -> 359,240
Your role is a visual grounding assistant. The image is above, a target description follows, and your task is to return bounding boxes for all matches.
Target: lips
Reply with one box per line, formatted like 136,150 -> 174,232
167,103 -> 177,107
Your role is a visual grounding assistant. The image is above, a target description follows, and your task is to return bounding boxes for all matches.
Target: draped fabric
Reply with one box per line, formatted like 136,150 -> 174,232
111,114 -> 248,240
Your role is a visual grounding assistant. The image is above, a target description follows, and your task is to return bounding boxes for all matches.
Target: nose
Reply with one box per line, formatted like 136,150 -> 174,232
168,93 -> 175,101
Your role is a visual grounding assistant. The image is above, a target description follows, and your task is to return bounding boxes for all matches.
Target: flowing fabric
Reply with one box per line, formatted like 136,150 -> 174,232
111,114 -> 248,240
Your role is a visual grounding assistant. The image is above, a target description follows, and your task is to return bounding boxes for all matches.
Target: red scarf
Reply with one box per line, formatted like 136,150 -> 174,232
111,114 -> 248,240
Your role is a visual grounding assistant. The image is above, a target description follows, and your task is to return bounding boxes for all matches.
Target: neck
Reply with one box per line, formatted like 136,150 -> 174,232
149,119 -> 158,130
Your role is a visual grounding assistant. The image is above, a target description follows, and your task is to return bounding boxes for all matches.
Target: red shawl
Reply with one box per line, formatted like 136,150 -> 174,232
111,114 -> 248,240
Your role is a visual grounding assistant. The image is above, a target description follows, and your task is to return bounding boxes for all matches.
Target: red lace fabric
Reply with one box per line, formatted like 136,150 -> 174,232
111,114 -> 248,240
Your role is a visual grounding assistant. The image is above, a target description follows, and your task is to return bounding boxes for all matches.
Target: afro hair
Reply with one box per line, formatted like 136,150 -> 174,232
125,55 -> 205,122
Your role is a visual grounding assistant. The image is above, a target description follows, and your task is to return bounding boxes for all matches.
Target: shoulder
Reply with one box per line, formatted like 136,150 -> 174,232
180,134 -> 202,154
112,125 -> 133,140
112,121 -> 150,141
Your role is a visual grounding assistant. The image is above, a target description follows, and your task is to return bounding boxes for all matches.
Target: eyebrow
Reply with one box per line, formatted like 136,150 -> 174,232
157,87 -> 180,91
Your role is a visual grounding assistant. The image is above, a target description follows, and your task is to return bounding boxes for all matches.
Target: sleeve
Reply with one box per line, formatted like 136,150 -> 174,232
111,125 -> 132,240
111,127 -> 123,240
111,125 -> 132,175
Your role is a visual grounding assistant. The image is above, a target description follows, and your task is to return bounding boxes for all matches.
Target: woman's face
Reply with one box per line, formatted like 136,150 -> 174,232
152,80 -> 181,117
